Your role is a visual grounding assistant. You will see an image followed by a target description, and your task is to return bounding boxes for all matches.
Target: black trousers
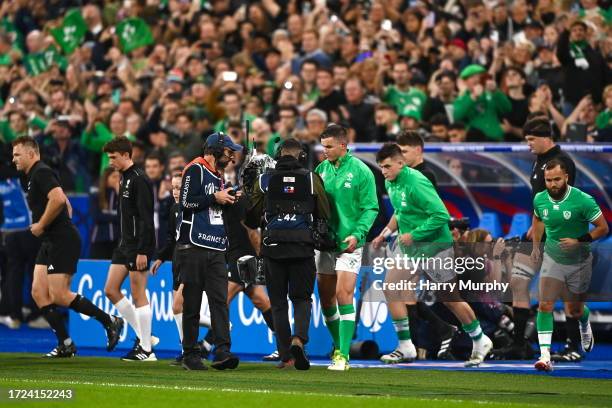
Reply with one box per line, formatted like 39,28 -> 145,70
0,231 -> 40,320
177,246 -> 230,357
264,256 -> 316,362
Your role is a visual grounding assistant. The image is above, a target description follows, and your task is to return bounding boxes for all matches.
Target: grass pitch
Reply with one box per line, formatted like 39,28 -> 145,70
0,353 -> 611,407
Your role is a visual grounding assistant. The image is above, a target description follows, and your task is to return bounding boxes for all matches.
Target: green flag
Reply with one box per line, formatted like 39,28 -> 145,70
51,9 -> 87,54
116,17 -> 153,53
24,46 -> 67,76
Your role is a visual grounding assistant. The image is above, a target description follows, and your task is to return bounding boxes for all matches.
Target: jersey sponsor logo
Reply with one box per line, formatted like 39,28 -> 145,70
563,210 -> 572,220
401,191 -> 407,207
283,176 -> 295,182
543,208 -> 548,217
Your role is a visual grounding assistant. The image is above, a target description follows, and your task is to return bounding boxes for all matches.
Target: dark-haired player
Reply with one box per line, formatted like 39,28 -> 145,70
102,136 -> 157,361
532,159 -> 608,371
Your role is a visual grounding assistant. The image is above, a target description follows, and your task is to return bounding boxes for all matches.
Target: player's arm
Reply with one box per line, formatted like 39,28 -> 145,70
408,178 -> 450,242
33,186 -> 68,235
242,221 -> 261,256
135,177 -> 155,255
245,178 -> 264,229
587,214 -> 609,241
531,213 -> 545,262
372,214 -> 397,249
181,165 -> 215,210
346,168 -> 379,250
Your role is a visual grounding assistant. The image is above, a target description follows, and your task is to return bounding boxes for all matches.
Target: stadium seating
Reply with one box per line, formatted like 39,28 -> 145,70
478,212 -> 503,238
505,213 -> 531,239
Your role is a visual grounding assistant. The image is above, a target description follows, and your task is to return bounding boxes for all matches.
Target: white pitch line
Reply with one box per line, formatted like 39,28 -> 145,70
0,377 -> 538,407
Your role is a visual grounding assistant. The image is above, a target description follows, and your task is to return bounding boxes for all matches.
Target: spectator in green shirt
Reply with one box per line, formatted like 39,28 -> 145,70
453,64 -> 512,141
81,107 -> 133,175
594,84 -> 612,141
379,60 -> 427,117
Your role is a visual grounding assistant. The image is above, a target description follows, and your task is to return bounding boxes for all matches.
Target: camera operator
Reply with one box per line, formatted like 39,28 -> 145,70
176,132 -> 242,371
246,138 -> 330,370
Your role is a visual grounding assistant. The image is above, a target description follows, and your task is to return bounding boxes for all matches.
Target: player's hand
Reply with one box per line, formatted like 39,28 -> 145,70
214,188 -> 237,205
559,238 -> 579,251
399,233 -> 413,247
30,222 -> 44,237
530,246 -> 541,264
136,254 -> 148,271
372,234 -> 385,250
150,259 -> 162,275
343,235 -> 358,253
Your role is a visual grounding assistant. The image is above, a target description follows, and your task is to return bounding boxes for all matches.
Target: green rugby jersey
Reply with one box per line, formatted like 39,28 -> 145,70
315,152 -> 379,251
533,186 -> 603,264
386,166 -> 452,257
383,86 -> 426,115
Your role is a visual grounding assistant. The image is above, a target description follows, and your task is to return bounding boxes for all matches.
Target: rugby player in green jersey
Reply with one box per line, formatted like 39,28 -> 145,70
532,159 -> 609,372
376,143 -> 493,367
315,124 -> 379,371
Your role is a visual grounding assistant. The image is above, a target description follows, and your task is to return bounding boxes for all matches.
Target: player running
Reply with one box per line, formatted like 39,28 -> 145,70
12,136 -> 123,358
315,124 -> 379,371
376,143 -> 493,367
532,159 -> 608,372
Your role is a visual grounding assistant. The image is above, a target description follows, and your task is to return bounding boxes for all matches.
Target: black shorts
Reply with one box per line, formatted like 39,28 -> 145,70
35,227 -> 82,275
171,252 -> 182,291
227,256 -> 243,286
111,246 -> 152,272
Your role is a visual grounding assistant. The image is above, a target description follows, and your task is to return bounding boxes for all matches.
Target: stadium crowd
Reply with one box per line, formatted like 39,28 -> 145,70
0,0 -> 610,359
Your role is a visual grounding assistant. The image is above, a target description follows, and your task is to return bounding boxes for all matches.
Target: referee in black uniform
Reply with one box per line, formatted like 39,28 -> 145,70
505,116 -> 578,361
12,136 -> 123,357
102,137 -> 157,362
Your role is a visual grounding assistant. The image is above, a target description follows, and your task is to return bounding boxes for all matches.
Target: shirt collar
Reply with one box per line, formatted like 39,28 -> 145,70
548,185 -> 572,203
390,166 -> 410,185
333,151 -> 352,168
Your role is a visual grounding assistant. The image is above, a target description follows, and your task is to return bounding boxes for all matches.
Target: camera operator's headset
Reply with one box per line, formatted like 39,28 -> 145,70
207,132 -> 227,160
274,138 -> 308,164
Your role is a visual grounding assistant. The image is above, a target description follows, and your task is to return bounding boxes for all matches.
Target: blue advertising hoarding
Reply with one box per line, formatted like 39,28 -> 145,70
68,260 -> 398,357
